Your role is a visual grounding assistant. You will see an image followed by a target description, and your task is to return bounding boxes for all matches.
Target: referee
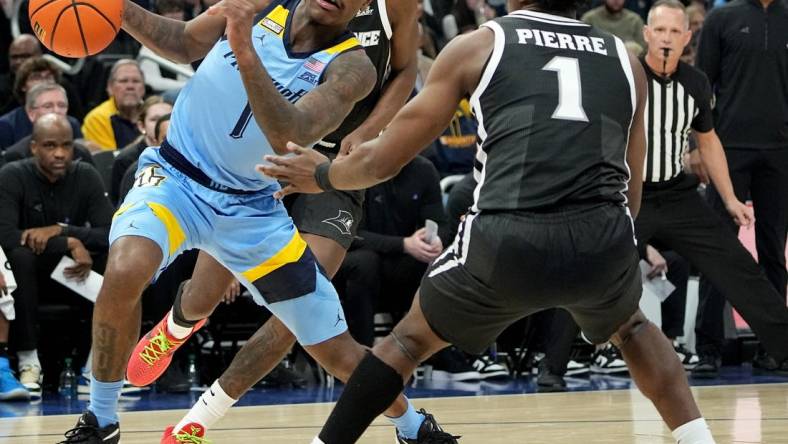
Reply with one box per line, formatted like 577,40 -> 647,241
634,0 -> 788,377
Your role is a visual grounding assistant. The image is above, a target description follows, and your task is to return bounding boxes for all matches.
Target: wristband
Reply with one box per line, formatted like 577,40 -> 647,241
314,161 -> 335,192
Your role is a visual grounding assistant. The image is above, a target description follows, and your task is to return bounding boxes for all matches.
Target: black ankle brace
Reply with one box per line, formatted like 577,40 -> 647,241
171,281 -> 199,328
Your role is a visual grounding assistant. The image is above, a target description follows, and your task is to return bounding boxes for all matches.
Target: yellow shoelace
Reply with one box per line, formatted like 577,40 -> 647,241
139,328 -> 180,366
174,425 -> 211,444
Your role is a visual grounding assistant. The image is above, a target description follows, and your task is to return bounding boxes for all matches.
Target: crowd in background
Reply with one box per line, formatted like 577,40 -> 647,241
0,0 -> 785,401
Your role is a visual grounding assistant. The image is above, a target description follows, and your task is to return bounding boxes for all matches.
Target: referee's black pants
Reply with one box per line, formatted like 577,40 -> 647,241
699,148 -> 788,358
634,175 -> 788,362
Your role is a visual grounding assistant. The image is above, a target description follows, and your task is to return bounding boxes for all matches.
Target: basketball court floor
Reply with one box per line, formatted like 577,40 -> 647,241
2,367 -> 786,443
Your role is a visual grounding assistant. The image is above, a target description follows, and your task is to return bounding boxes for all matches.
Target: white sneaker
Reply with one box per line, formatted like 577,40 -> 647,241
673,341 -> 700,370
472,356 -> 509,380
590,344 -> 628,374
565,359 -> 590,376
19,365 -> 42,394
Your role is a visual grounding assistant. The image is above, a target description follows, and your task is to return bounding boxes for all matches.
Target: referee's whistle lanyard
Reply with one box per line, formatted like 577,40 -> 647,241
661,48 -> 670,79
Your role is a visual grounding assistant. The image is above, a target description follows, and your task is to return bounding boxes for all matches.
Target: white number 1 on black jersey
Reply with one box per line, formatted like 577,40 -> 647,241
542,56 -> 589,122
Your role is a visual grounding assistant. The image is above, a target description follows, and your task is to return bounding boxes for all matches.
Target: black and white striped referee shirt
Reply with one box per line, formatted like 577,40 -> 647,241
640,56 -> 714,184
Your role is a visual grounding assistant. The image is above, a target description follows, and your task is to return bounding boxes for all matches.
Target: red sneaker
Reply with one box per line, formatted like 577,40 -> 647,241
126,312 -> 206,387
161,423 -> 209,443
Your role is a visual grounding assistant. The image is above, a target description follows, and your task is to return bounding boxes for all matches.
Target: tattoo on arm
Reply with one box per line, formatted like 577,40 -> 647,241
123,1 -> 189,62
293,50 -> 376,142
235,48 -> 375,152
123,0 -> 224,63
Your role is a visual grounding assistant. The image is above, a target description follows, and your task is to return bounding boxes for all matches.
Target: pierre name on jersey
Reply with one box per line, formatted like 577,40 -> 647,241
516,28 -> 608,55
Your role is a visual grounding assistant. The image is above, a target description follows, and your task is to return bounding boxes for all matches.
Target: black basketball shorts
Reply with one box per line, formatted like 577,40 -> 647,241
284,189 -> 364,250
419,203 -> 642,355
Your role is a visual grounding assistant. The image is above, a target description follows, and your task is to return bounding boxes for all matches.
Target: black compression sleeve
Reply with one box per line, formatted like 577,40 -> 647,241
318,352 -> 404,443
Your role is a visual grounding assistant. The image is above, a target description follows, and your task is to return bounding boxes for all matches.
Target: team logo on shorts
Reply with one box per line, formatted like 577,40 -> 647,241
322,210 -> 354,236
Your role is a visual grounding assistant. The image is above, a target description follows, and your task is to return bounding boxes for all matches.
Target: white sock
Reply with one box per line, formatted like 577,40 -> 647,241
167,310 -> 193,340
672,417 -> 715,444
311,438 -> 325,444
172,380 -> 237,433
17,349 -> 41,369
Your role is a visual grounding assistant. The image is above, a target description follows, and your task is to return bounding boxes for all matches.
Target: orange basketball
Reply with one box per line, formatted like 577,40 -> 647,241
29,0 -> 124,58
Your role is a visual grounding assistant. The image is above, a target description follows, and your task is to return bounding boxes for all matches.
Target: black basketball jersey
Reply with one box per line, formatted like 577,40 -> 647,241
317,0 -> 393,152
470,10 -> 637,212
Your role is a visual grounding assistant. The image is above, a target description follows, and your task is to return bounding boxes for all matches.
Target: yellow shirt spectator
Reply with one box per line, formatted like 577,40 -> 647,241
82,60 -> 145,151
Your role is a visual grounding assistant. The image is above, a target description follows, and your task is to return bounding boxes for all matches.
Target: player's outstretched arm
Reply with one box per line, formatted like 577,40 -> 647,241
211,0 -> 375,153
122,0 -> 269,64
259,28 -> 494,194
625,50 -> 647,219
324,28 -> 493,189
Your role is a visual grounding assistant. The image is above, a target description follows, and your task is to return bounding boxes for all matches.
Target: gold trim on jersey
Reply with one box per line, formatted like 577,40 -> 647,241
258,5 -> 289,37
325,37 -> 362,55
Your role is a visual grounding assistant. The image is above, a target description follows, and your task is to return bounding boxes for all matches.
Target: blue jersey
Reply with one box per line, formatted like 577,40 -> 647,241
166,0 -> 361,192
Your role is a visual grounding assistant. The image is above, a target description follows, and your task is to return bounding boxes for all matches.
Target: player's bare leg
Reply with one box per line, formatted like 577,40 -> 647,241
59,236 -> 162,442
613,310 -> 714,442
125,252 -> 225,388
165,235 -> 432,443
313,303 -> 715,444
315,292 -> 457,444
213,233 -> 345,397
179,253 -> 236,321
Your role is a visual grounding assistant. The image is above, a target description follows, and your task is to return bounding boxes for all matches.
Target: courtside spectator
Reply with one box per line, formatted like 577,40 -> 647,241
81,60 -> 145,151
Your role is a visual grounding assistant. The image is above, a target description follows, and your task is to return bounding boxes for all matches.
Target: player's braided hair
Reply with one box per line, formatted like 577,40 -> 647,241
534,0 -> 586,14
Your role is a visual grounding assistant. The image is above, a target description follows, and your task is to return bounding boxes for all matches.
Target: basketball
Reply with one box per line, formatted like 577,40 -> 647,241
28,0 -> 124,58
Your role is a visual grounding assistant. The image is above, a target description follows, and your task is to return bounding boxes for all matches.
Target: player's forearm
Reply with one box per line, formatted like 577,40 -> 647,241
234,49 -> 317,154
698,134 -> 737,204
328,142 -> 398,190
328,103 -> 449,190
122,1 -> 191,62
353,62 -> 417,139
122,0 -> 220,64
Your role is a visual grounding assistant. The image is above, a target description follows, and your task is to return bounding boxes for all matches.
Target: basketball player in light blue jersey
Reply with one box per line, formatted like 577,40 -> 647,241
59,1 -> 450,443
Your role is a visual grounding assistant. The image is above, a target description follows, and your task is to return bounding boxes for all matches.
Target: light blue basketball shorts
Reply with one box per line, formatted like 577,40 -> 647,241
110,147 -> 347,346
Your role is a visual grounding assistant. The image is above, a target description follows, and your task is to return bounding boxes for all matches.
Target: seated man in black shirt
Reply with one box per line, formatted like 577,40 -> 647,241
333,156 -> 446,347
0,114 -> 113,395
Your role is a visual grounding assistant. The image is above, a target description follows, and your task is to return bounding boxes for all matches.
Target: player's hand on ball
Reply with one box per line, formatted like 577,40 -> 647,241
258,142 -> 330,198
